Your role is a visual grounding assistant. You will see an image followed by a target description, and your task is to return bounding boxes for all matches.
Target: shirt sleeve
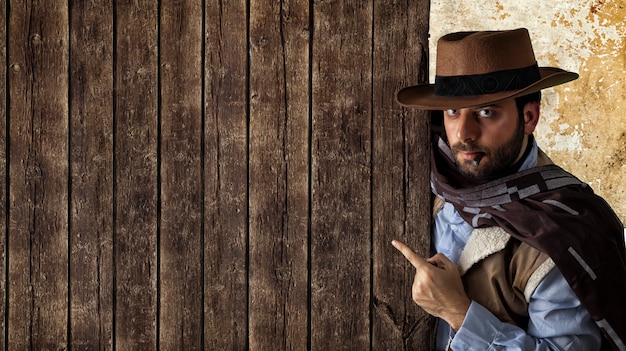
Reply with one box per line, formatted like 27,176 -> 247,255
450,267 -> 602,350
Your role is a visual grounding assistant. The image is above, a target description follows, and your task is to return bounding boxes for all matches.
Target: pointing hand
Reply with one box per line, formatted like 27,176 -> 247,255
392,240 -> 471,331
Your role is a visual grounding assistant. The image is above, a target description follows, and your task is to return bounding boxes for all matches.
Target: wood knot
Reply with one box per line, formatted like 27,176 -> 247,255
30,33 -> 42,45
26,166 -> 43,179
274,266 -> 292,281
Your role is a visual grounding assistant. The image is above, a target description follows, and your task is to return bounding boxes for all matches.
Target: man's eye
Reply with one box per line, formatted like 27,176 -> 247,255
446,109 -> 457,116
478,109 -> 494,118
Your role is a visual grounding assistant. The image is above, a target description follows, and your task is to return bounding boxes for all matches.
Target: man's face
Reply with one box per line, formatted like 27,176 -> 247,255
443,98 -> 526,180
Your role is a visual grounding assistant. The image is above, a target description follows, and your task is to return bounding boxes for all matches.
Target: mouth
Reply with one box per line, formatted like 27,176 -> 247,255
459,151 -> 482,160
451,142 -> 487,168
458,151 -> 485,166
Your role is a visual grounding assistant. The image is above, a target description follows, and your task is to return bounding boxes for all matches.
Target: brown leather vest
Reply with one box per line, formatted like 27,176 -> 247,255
458,227 -> 553,327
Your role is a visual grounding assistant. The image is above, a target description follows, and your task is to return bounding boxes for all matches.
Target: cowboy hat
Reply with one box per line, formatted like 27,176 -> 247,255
396,28 -> 579,110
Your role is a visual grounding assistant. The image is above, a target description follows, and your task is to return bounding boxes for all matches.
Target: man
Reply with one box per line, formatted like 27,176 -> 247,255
392,28 -> 626,350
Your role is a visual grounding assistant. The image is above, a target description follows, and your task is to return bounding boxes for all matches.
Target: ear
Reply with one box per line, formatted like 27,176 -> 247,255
523,101 -> 540,135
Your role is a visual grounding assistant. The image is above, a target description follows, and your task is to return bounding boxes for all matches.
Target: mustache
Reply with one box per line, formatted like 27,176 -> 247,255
450,142 -> 485,153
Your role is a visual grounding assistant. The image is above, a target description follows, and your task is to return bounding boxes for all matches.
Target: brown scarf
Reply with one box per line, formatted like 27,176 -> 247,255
431,136 -> 626,351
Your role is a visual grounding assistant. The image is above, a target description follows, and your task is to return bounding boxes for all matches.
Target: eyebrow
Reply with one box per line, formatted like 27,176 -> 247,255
443,104 -> 503,112
474,104 -> 499,109
470,104 -> 506,112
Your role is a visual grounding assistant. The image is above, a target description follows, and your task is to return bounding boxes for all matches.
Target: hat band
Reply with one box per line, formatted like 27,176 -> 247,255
434,63 -> 541,97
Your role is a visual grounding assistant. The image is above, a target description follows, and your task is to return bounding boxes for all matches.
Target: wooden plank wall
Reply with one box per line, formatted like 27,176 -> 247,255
0,0 -> 432,349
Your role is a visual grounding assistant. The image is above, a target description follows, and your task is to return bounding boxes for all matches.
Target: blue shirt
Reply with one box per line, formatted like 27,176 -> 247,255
432,140 -> 602,350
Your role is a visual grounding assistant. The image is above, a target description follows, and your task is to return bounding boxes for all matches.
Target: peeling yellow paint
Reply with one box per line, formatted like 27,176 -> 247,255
549,0 -> 626,222
494,1 -> 510,20
430,0 -> 626,222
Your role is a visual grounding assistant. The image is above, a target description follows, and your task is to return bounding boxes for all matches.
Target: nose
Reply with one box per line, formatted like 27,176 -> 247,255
455,110 -> 480,142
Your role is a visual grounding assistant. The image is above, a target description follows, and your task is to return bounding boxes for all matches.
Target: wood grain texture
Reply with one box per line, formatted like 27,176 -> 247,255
372,1 -> 434,349
7,1 -> 69,349
69,0 -> 114,349
114,1 -> 159,349
248,0 -> 310,349
204,0 -> 249,349
0,1 -> 432,348
159,0 -> 204,349
310,1 -> 374,349
0,0 -> 6,347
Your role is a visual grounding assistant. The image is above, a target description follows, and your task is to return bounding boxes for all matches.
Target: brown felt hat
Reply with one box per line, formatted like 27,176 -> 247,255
396,28 -> 579,110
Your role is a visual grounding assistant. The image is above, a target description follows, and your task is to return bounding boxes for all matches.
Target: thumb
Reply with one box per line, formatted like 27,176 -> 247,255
426,253 -> 455,270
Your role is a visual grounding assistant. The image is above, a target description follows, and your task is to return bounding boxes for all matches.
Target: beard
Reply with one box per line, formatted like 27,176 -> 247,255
450,117 -> 525,181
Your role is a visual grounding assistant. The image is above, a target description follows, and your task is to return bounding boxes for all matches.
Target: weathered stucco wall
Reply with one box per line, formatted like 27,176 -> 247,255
430,0 -> 626,224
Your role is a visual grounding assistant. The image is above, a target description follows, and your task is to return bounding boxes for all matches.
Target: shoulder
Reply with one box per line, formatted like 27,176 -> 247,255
433,195 -> 445,218
535,147 -> 554,166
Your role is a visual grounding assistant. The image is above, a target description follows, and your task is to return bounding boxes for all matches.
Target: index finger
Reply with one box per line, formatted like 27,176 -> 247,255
391,240 -> 429,269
